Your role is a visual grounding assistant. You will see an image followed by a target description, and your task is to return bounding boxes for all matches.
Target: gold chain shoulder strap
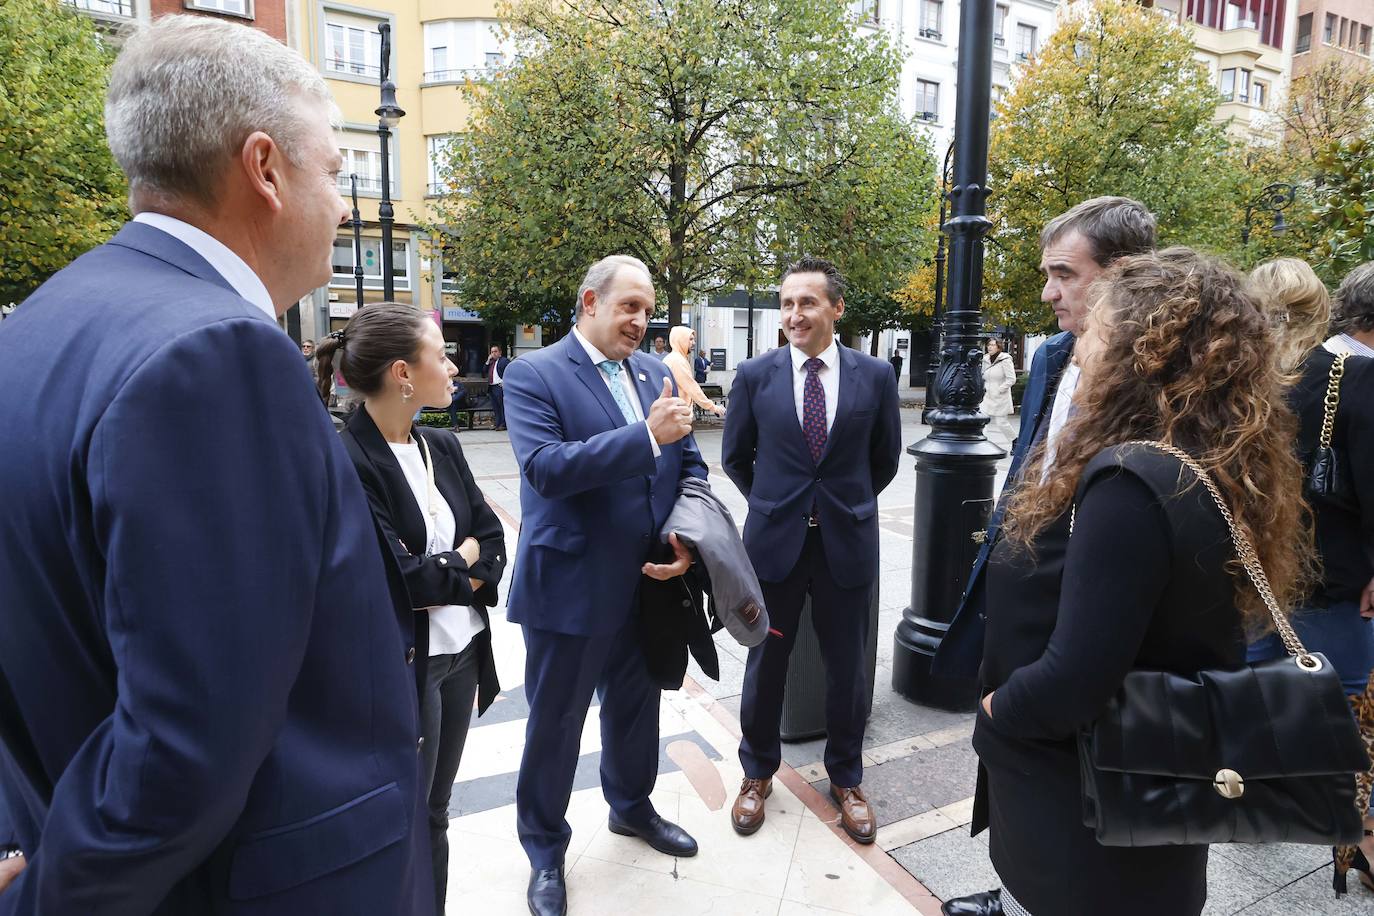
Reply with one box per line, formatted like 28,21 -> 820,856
1071,440 -> 1320,671
1319,352 -> 1347,450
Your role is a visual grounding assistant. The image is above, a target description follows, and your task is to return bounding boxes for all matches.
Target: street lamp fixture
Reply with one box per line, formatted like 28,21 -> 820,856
892,0 -> 1000,711
919,141 -> 957,422
1241,182 -> 1295,245
350,174 -> 365,310
375,22 -> 406,301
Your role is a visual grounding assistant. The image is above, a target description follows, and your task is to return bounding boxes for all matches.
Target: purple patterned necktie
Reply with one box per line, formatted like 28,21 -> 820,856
802,357 -> 827,463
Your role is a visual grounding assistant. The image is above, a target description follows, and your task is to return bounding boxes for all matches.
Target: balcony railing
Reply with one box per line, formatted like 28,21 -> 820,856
424,67 -> 501,83
918,110 -> 937,122
1015,51 -> 1031,61
65,0 -> 134,16
324,58 -> 381,78
918,27 -> 942,40
337,175 -> 396,195
993,34 -> 1005,46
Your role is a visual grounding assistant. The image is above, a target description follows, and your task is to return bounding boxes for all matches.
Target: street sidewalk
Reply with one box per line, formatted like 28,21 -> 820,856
445,408 -> 1356,915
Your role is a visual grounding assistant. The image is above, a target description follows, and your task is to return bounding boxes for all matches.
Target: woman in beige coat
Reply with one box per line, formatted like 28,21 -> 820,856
665,325 -> 725,417
981,337 -> 1016,446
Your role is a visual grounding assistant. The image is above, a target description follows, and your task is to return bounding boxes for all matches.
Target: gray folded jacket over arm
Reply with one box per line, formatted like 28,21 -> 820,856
661,477 -> 769,648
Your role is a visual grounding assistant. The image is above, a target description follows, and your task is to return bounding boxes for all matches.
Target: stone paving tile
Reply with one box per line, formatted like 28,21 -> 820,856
1234,866 -> 1370,914
889,825 -> 1000,903
1200,851 -> 1283,916
815,740 -> 980,827
1212,841 -> 1329,888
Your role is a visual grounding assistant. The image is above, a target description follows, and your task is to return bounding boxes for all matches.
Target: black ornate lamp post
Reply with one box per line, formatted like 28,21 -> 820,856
375,22 -> 406,301
349,174 -> 365,310
1241,182 -> 1295,246
892,0 -> 1000,710
919,141 -> 957,423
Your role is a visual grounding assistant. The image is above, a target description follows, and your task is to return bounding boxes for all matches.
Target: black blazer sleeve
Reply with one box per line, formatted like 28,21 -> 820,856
427,430 -> 507,608
721,361 -> 757,498
870,361 -> 902,495
987,470 -> 1171,740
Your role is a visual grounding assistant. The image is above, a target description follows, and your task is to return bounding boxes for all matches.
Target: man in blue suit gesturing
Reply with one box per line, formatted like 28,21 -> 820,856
0,17 -> 430,916
505,255 -> 707,916
723,257 -> 902,845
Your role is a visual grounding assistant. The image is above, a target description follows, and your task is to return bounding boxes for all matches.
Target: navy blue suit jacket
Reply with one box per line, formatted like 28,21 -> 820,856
721,344 -> 902,589
933,331 -> 1075,678
0,223 -> 431,915
503,334 -> 708,636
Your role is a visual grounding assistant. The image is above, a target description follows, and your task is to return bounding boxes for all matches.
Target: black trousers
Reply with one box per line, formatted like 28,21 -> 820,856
489,384 -> 506,428
419,639 -> 482,915
738,526 -> 873,788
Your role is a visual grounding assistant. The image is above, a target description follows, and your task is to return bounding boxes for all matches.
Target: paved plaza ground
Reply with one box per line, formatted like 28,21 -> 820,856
444,406 -> 1360,915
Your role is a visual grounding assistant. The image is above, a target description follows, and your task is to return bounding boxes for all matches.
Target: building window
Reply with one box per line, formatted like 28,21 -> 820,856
325,13 -> 383,79
1361,25 -> 1372,55
1324,12 -> 1337,44
916,79 -> 939,121
186,0 -> 248,14
1219,67 -> 1251,103
427,134 -> 463,196
850,0 -> 878,25
919,0 -> 942,40
423,20 -> 511,82
1252,80 -> 1267,108
1295,13 -> 1312,53
1016,23 -> 1036,61
337,129 -> 397,197
331,238 -> 409,291
65,0 -> 135,16
994,4 -> 1008,45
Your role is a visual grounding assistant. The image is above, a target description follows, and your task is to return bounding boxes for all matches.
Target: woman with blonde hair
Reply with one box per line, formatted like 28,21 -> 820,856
664,325 -> 725,418
945,248 -> 1314,916
1248,257 -> 1374,896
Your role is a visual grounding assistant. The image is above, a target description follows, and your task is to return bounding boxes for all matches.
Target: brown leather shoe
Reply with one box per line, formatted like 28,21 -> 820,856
830,784 -> 877,844
731,777 -> 772,836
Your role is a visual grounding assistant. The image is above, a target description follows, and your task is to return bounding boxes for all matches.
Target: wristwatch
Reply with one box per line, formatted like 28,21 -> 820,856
0,848 -> 21,861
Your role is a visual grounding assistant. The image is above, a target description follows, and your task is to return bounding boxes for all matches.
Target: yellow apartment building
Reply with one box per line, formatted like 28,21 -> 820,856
295,0 -> 512,375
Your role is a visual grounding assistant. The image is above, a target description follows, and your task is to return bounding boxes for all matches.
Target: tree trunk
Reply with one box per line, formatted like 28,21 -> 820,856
869,330 -> 880,357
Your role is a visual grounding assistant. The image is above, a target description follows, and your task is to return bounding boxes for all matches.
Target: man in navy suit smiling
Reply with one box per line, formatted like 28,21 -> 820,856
723,257 -> 902,845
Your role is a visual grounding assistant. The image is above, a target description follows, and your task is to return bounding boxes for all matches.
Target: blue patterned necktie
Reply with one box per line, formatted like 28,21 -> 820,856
597,360 -> 639,424
802,357 -> 827,463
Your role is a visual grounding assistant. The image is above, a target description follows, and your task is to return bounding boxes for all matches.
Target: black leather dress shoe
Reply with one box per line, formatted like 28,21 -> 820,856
941,889 -> 1003,916
527,866 -> 566,916
608,814 -> 699,857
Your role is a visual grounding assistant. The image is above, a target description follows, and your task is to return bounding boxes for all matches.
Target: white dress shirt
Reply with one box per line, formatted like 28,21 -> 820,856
1042,359 -> 1081,475
387,441 -> 486,657
133,212 -> 275,320
790,339 -> 840,433
1327,333 -> 1374,358
572,327 -> 660,457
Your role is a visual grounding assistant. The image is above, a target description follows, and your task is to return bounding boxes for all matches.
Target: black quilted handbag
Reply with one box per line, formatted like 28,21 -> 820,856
1076,441 -> 1371,847
1306,352 -> 1359,513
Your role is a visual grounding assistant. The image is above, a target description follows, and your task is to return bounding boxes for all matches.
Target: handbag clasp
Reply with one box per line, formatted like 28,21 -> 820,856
1213,768 -> 1245,800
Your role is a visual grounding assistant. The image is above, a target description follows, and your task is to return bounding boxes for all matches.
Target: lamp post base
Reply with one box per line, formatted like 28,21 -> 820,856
892,616 -> 978,711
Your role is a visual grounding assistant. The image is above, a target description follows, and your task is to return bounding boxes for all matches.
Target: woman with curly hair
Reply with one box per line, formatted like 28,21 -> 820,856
943,249 -> 1314,916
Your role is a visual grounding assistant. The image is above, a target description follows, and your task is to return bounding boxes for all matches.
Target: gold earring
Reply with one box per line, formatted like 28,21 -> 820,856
401,382 -> 414,401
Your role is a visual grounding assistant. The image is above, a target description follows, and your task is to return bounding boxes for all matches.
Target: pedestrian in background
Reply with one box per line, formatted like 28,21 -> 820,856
302,337 -> 315,362
0,16 -> 432,914
1248,258 -> 1374,895
694,348 -> 710,384
665,325 -> 725,418
723,256 -> 902,845
980,337 -> 1016,448
947,249 -> 1312,916
316,304 -> 508,914
652,335 -> 669,359
483,344 -> 509,430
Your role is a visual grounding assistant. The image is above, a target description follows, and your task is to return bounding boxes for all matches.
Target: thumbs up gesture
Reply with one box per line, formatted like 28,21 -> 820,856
647,376 -> 692,445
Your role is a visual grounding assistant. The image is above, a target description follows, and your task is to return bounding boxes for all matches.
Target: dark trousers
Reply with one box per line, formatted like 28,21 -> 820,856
516,619 -> 660,869
739,526 -> 872,788
419,640 -> 482,915
489,383 -> 506,428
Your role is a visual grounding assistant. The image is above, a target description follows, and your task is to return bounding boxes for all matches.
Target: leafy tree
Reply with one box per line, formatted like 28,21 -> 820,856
1271,58 -> 1374,163
1310,138 -> 1374,283
429,0 -> 935,329
1,0 -> 126,304
985,0 -> 1241,331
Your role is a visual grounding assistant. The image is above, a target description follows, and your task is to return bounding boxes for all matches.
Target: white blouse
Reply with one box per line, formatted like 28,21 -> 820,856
388,440 -> 486,657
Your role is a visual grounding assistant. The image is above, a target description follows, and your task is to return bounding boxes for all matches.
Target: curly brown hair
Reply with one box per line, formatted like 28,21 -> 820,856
1003,248 -> 1315,630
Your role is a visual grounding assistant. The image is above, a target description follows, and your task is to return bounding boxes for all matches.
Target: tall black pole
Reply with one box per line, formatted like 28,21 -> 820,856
892,0 -> 1001,709
350,174 -> 365,310
746,288 -> 755,359
920,143 -> 956,423
375,23 -> 405,302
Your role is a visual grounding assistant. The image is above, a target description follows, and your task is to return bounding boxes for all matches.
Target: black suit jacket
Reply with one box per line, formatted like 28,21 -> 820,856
342,406 -> 507,713
485,356 -> 511,384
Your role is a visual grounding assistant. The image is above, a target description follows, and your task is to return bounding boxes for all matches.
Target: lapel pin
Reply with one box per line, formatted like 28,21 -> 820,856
638,372 -> 647,382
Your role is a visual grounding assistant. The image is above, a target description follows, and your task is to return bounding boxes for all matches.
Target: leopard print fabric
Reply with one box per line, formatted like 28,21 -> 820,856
1334,671 -> 1374,887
